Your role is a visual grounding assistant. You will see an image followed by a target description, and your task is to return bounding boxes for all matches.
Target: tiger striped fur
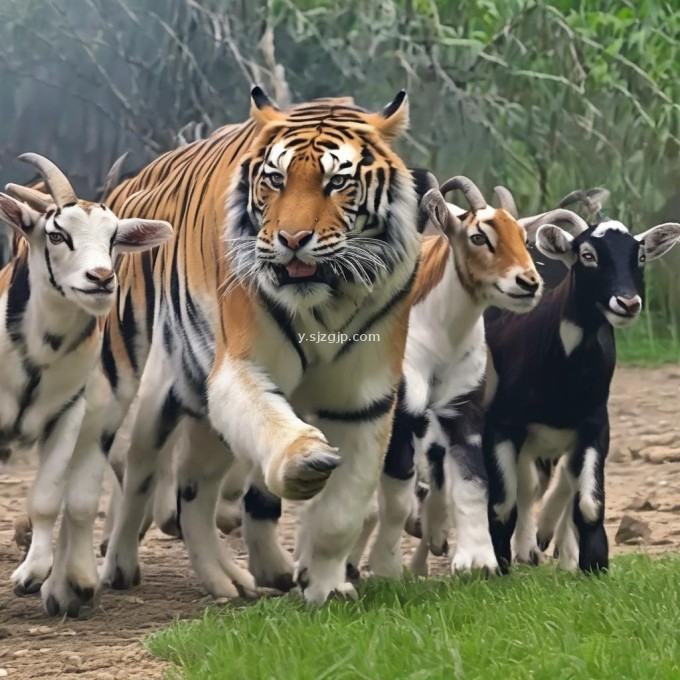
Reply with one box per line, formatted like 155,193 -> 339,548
41,87 -> 421,615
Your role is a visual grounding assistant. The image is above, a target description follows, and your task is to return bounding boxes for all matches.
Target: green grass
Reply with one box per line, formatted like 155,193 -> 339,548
147,554 -> 680,680
616,317 -> 680,366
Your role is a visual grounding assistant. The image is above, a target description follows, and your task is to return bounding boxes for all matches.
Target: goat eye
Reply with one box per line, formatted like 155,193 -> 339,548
268,173 -> 284,188
470,233 -> 487,246
639,252 -> 646,263
329,175 -> 348,189
48,233 -> 65,245
582,252 -> 595,262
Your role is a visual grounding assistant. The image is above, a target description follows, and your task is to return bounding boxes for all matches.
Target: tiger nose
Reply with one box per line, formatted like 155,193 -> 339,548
86,267 -> 115,286
278,230 -> 313,251
515,271 -> 540,294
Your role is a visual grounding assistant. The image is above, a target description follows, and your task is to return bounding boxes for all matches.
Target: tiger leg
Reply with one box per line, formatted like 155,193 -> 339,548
207,356 -> 341,503
295,409 -> 394,605
175,418 -> 257,599
100,343 -> 183,590
241,470 -> 295,592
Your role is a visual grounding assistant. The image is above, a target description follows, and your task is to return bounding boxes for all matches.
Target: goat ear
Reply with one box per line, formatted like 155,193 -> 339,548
0,193 -> 42,239
421,189 -> 460,237
535,225 -> 576,265
635,222 -> 680,261
114,218 -> 173,252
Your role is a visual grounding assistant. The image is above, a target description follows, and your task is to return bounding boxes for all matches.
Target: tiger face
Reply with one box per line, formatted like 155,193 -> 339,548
226,89 -> 419,312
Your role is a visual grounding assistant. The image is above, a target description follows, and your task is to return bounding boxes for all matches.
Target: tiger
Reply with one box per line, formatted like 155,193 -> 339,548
36,87 -> 421,616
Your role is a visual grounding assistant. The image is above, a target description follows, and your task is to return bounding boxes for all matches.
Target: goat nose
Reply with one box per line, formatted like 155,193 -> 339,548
615,296 -> 641,314
515,272 -> 540,293
86,267 -> 115,286
277,230 -> 313,251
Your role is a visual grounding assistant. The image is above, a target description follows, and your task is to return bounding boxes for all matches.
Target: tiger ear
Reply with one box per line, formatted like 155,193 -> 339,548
250,85 -> 285,127
366,91 -> 409,141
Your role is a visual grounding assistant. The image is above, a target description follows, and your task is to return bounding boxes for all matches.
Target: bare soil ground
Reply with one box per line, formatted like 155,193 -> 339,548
1,365 -> 680,679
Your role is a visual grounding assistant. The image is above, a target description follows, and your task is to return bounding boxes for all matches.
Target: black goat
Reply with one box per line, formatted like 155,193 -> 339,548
483,208 -> 680,573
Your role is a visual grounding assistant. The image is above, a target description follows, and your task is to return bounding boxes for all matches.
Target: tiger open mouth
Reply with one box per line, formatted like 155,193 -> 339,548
263,254 -> 378,288
286,257 -> 318,279
269,257 -> 326,286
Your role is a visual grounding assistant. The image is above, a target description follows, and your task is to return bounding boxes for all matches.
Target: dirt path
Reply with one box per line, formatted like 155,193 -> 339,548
1,365 -> 680,679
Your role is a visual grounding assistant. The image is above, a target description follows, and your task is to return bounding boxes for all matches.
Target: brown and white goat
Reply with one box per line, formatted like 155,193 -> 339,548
361,176 -> 543,578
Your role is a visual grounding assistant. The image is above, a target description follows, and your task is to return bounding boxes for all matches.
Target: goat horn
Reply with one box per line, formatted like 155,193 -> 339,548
520,208 -> 589,241
17,153 -> 77,208
558,187 -> 610,216
439,176 -> 486,213
493,185 -> 519,218
4,183 -> 52,213
583,188 -> 610,215
101,151 -> 129,200
557,189 -> 587,209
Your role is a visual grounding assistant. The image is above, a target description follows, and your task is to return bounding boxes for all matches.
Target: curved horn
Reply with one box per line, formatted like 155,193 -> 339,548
583,188 -> 610,215
439,176 -> 486,213
100,151 -> 129,200
520,208 -> 589,242
493,185 -> 519,218
17,153 -> 77,208
557,189 -> 587,209
558,187 -> 610,216
4,183 -> 52,212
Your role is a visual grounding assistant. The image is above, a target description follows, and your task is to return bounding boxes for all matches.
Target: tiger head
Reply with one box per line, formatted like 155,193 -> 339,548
226,87 -> 420,312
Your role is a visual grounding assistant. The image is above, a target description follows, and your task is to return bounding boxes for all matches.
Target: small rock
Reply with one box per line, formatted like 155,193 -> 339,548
641,433 -> 680,448
0,668 -> 8,677
609,446 -> 630,463
625,494 -> 659,512
12,650 -> 29,658
615,515 -> 651,545
28,626 -> 53,636
642,446 -> 680,464
67,655 -> 82,667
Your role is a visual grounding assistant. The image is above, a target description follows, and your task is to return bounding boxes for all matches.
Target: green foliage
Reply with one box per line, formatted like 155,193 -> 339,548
148,554 -> 680,679
0,0 -> 679,359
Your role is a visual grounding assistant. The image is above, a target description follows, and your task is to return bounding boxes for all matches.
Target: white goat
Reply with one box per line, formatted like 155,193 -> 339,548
0,153 -> 172,603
